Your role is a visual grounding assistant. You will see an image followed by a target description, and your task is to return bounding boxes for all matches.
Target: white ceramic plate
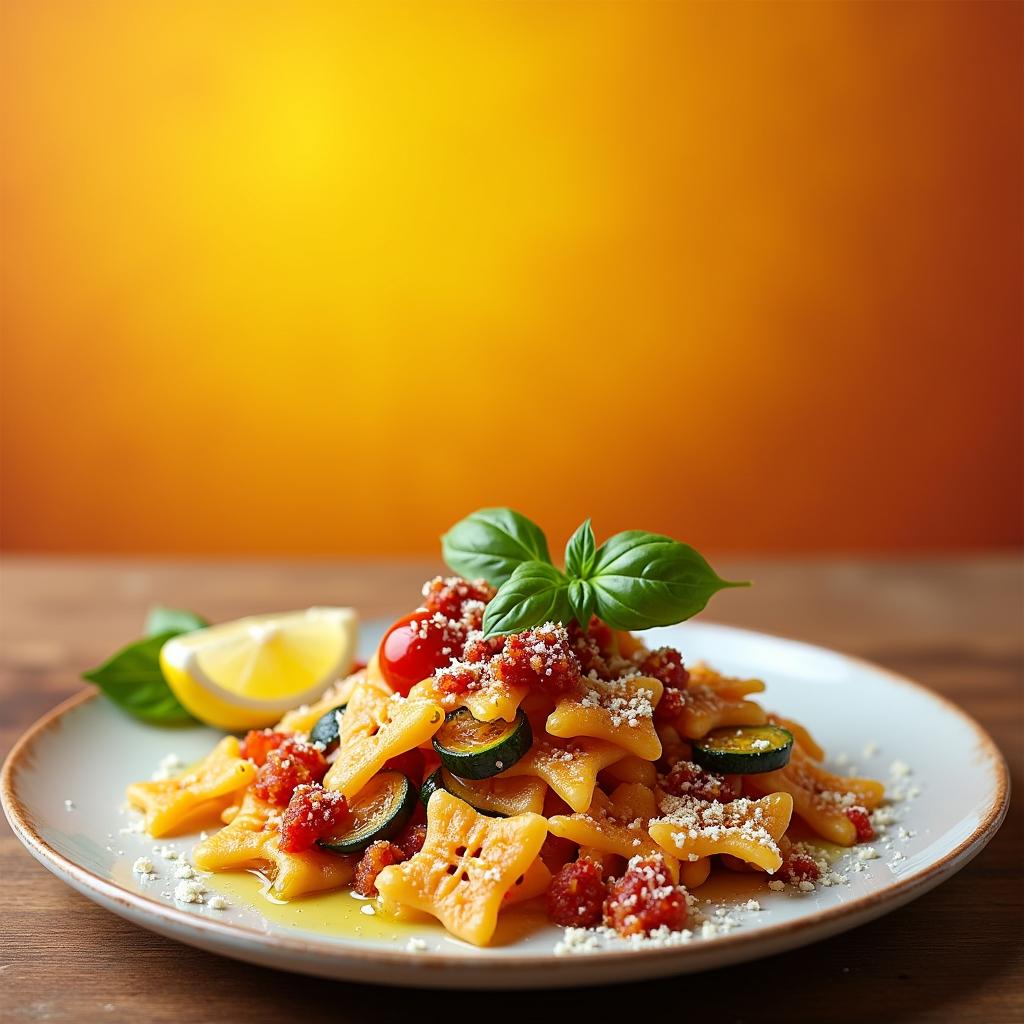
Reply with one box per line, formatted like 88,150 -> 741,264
2,622 -> 1008,989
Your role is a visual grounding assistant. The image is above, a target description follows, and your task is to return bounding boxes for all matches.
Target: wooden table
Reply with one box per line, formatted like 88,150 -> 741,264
1,556 -> 1020,1023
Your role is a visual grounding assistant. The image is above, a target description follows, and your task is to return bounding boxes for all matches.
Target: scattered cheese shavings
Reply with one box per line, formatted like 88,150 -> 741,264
207,895 -> 227,910
173,879 -> 206,904
360,904 -> 376,916
132,857 -> 155,876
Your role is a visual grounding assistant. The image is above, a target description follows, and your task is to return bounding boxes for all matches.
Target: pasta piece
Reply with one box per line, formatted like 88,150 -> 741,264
263,837 -> 354,899
498,736 -> 627,813
126,737 -> 256,837
193,791 -> 278,872
671,685 -> 767,740
678,857 -> 712,889
275,669 -> 369,734
337,674 -> 395,747
193,791 -> 354,898
688,662 -> 766,699
323,697 -> 443,799
375,790 -> 548,946
649,791 -> 794,873
745,746 -> 884,846
502,857 -> 553,906
546,675 -> 663,760
600,754 -> 658,789
548,783 -> 679,881
768,713 -> 825,761
612,630 -> 647,660
409,676 -> 529,724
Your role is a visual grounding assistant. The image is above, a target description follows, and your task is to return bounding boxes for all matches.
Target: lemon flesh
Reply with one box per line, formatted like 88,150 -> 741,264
161,607 -> 358,730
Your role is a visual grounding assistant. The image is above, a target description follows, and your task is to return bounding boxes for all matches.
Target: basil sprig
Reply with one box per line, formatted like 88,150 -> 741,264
441,507 -> 552,586
83,607 -> 208,724
443,509 -> 746,638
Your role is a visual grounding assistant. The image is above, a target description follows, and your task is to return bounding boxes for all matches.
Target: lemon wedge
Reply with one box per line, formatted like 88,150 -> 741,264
160,607 -> 358,730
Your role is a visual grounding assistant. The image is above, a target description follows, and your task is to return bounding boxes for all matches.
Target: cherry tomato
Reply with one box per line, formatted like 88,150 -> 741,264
377,611 -> 462,696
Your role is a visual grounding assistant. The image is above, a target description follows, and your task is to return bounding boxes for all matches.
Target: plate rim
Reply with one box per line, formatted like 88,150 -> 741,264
2,621 -> 1010,975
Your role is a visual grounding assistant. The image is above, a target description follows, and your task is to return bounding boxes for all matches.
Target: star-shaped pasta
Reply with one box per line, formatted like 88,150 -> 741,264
336,673 -> 396,747
502,857 -> 552,907
192,791 -> 278,872
668,684 -> 767,740
548,781 -> 679,880
275,668 -> 371,733
649,791 -> 794,873
688,662 -> 766,699
546,675 -> 663,759
323,696 -> 443,799
375,790 -> 548,946
126,736 -> 256,837
497,735 -> 627,813
409,676 -> 529,724
745,745 -> 885,845
192,791 -> 353,899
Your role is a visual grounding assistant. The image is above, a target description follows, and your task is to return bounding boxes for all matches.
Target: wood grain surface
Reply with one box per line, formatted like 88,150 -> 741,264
1,555 -> 1021,1024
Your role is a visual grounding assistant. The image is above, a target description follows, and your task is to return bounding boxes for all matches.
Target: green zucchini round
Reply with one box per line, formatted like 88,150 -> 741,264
692,724 -> 794,774
318,770 -> 415,854
420,768 -> 505,817
431,707 -> 532,780
309,704 -> 347,752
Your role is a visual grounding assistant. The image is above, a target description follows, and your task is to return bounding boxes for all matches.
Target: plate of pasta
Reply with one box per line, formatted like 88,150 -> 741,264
1,510 -> 1009,989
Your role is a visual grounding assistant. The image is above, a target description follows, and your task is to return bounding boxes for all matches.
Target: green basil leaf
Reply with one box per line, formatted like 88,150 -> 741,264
568,578 -> 596,628
481,561 -> 572,638
564,518 -> 596,580
145,606 -> 209,638
83,631 -> 196,724
442,508 -> 553,586
590,530 -> 747,630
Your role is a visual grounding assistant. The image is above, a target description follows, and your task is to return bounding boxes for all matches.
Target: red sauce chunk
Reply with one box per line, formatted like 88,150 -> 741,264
278,783 -> 346,853
253,738 -> 328,806
603,856 -> 688,937
654,687 -> 687,724
434,662 -> 483,697
462,633 -> 505,664
566,619 -> 617,680
493,623 -> 582,695
845,805 -> 875,843
781,850 -> 822,885
661,759 -> 739,803
547,859 -> 608,928
353,840 -> 407,897
421,576 -> 495,628
640,647 -> 689,690
395,822 -> 428,859
240,728 -> 292,766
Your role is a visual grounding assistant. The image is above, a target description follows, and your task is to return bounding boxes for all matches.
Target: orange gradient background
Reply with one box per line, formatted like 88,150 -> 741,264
1,1 -> 1021,557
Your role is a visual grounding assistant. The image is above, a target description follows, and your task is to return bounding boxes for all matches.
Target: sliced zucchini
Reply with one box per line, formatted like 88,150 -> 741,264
431,707 -> 532,780
420,767 -> 544,817
692,724 -> 794,775
318,770 -> 415,854
310,704 -> 347,752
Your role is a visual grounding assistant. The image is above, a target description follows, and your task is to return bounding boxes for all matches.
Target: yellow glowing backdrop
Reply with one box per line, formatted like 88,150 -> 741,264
1,2 -> 1021,555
